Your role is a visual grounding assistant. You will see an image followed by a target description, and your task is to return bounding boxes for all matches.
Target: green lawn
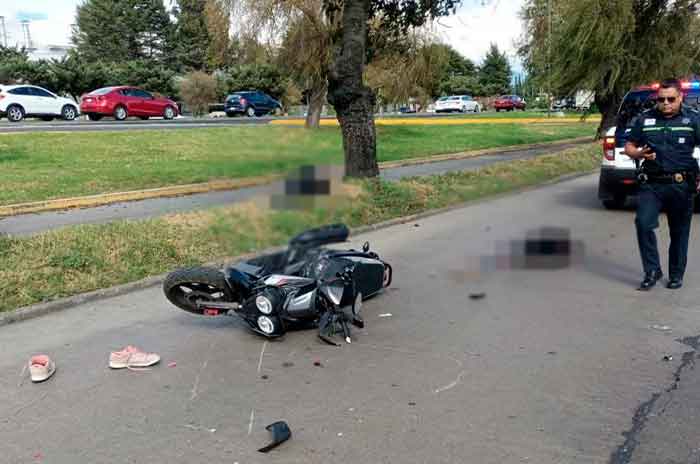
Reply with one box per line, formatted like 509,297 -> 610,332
0,123 -> 596,205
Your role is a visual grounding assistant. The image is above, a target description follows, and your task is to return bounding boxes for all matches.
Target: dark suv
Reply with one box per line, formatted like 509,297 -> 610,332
597,81 -> 700,209
224,91 -> 282,117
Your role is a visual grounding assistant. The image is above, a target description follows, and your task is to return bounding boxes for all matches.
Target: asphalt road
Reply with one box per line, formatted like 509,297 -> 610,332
0,139 -> 591,236
0,112 -> 493,133
2,174 -> 700,463
0,110 -> 574,133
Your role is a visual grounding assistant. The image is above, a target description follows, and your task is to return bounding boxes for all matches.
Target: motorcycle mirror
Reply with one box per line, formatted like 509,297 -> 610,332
363,241 -> 370,252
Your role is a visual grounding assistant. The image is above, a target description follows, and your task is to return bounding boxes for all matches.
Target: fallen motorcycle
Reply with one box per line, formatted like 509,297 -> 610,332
163,224 -> 393,345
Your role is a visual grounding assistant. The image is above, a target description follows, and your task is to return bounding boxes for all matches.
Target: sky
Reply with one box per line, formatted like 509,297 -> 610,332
0,0 -> 526,73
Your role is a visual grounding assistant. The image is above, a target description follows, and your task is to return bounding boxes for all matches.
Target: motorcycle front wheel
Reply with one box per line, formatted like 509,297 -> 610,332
163,266 -> 234,315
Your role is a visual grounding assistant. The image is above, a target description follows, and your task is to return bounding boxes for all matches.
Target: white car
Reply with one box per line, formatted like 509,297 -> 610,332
0,84 -> 80,122
435,95 -> 482,113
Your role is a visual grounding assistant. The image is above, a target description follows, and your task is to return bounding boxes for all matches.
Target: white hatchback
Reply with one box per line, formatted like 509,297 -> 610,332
435,95 -> 482,113
0,85 -> 80,122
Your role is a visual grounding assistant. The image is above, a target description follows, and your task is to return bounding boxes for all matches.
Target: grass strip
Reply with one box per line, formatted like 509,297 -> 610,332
0,123 -> 596,205
0,143 -> 600,313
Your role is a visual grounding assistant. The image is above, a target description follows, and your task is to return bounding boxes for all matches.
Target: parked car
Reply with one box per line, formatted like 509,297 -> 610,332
224,91 -> 282,117
434,95 -> 482,113
598,80 -> 700,210
80,86 -> 178,121
0,85 -> 80,122
494,95 -> 526,111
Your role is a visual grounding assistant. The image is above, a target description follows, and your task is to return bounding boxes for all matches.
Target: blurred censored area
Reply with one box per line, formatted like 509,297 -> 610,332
258,164 -> 354,212
449,227 -> 586,282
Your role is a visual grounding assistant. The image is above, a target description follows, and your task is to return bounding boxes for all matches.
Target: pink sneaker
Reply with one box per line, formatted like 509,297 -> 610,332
29,355 -> 56,382
109,346 -> 160,369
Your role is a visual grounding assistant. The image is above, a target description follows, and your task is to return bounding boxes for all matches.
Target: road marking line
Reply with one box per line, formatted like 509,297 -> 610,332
257,341 -> 267,374
248,408 -> 255,435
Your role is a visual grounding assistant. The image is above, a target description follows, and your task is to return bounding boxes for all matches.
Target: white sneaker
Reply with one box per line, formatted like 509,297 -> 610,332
109,346 -> 160,369
29,355 -> 56,382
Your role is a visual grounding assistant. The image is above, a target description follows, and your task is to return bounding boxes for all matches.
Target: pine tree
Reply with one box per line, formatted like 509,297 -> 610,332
172,0 -> 212,71
478,43 -> 512,96
72,0 -> 173,63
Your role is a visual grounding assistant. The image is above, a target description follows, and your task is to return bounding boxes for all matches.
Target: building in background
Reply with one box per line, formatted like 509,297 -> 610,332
0,16 -> 73,61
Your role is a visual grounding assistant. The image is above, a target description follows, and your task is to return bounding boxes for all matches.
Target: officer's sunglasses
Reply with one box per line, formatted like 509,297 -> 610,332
656,96 -> 678,103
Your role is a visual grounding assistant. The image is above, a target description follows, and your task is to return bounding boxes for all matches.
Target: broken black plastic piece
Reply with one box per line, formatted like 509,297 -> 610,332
258,421 -> 292,453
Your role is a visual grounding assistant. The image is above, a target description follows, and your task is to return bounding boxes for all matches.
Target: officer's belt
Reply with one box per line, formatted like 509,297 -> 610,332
637,171 -> 696,184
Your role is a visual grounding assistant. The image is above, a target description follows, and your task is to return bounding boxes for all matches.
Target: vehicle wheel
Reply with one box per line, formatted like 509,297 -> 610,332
6,104 -> 24,122
602,194 -> 627,210
382,263 -> 393,288
40,116 -> 54,122
495,108 -> 501,112
87,113 -> 103,121
226,112 -> 236,118
163,106 -> 175,120
113,105 -> 128,121
246,106 -> 256,117
139,116 -> 149,121
163,267 -> 234,315
61,105 -> 77,121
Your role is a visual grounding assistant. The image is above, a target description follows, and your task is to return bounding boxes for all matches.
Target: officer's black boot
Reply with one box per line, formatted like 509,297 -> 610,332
638,269 -> 663,291
667,277 -> 683,289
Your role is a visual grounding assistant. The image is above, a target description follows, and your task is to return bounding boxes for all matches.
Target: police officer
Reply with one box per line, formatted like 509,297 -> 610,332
625,78 -> 700,290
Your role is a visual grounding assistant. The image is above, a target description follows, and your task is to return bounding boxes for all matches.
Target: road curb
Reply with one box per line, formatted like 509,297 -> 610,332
0,168 -> 598,328
271,117 -> 600,126
0,137 -> 594,218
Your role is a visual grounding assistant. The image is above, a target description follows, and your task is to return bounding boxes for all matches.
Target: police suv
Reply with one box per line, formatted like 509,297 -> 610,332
598,81 -> 700,210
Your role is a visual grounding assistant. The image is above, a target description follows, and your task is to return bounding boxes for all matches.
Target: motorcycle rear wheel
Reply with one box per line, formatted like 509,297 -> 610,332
163,266 -> 234,315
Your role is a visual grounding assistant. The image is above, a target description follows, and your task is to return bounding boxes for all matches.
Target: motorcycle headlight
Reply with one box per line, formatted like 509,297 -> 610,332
256,295 -> 273,314
322,284 -> 345,306
257,316 -> 275,334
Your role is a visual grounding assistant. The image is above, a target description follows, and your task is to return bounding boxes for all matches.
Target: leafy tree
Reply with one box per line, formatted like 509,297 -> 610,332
479,43 -> 512,96
222,64 -> 287,100
179,71 -> 219,116
365,33 -> 452,108
439,75 -> 483,96
72,0 -> 174,63
204,0 -> 233,69
519,0 -> 700,136
442,44 -> 476,78
324,0 -> 463,178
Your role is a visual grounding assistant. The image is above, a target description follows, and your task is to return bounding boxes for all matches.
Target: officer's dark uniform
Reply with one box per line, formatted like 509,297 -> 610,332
628,105 -> 700,282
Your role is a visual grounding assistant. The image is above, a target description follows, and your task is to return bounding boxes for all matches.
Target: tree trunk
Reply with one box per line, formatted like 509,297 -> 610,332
305,80 -> 327,129
327,0 -> 379,178
595,92 -> 620,139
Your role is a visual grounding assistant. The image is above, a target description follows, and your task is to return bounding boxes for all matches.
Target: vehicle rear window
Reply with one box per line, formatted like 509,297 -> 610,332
616,90 -> 656,130
89,87 -> 115,95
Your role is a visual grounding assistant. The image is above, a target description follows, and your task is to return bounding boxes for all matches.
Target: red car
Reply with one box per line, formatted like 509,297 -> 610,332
80,86 -> 178,121
494,94 -> 527,112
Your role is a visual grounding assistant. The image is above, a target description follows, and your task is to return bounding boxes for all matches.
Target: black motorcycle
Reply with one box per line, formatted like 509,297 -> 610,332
163,224 -> 393,345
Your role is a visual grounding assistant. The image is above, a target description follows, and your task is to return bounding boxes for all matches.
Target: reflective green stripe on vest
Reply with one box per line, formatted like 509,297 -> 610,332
670,127 -> 694,131
642,127 -> 663,132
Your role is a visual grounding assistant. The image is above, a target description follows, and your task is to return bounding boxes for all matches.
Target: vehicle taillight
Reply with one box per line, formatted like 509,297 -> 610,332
603,137 -> 616,161
0,93 -> 4,101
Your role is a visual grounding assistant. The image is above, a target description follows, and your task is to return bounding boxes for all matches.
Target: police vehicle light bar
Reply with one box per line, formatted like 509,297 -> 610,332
681,81 -> 700,89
